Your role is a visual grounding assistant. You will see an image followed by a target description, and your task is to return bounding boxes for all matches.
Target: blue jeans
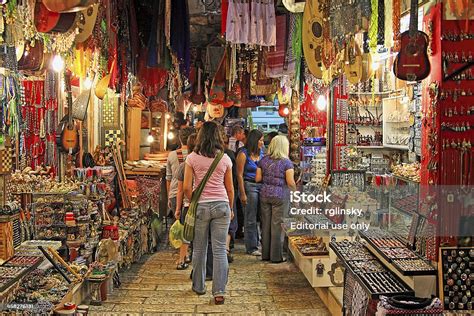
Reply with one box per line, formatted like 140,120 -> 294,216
192,201 -> 231,297
243,181 -> 261,253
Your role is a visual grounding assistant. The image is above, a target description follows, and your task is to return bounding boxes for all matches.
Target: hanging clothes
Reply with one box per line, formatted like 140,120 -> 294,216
249,0 -> 276,46
266,14 -> 292,78
226,0 -> 276,47
170,0 -> 190,78
226,0 -> 251,45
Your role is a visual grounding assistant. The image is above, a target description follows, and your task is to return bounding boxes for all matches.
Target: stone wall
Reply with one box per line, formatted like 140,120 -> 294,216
188,0 -> 221,48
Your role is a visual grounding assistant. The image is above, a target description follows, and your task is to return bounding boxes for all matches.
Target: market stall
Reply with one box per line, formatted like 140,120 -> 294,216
0,0 -> 471,314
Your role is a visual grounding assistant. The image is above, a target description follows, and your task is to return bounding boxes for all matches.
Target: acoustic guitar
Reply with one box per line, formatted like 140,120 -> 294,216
58,71 -> 80,155
42,0 -> 96,13
344,38 -> 363,85
302,0 -> 324,78
34,1 -> 76,33
393,0 -> 431,81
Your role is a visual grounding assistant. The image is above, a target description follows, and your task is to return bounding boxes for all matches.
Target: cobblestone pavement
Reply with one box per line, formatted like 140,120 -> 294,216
89,243 -> 330,315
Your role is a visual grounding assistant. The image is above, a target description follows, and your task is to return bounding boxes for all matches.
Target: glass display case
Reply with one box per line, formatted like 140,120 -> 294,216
388,175 -> 419,243
300,138 -> 326,185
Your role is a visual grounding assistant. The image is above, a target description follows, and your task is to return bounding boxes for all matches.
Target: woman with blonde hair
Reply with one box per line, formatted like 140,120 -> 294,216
256,135 -> 296,263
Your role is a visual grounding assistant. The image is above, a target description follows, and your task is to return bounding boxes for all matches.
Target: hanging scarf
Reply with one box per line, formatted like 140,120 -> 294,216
384,0 -> 393,49
369,0 -> 378,53
292,13 -> 303,89
392,0 -> 401,52
170,0 -> 191,78
377,0 -> 385,46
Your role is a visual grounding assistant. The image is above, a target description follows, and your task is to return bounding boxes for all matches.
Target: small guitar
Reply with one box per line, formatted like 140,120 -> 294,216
393,0 -> 431,81
191,48 -> 206,105
58,71 -> 79,155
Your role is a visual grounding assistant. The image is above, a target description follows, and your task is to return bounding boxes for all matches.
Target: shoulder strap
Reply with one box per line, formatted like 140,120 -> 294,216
191,152 -> 225,202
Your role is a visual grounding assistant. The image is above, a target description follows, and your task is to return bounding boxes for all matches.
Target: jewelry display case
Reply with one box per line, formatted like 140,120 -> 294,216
388,175 -> 420,242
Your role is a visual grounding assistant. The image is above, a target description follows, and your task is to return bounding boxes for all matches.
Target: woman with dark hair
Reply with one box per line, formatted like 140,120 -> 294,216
183,121 -> 234,305
236,129 -> 264,255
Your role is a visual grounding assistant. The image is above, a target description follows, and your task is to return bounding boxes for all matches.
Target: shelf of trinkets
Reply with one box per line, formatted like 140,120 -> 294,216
329,240 -> 415,298
360,229 -> 437,274
438,247 -> 474,311
357,232 -> 437,296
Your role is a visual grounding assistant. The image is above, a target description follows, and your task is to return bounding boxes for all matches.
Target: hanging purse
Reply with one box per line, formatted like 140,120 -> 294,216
183,152 -> 224,242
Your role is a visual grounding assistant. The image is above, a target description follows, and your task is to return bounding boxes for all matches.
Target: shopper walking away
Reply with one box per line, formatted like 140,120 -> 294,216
256,136 -> 296,263
223,134 -> 238,263
236,129 -> 264,256
175,133 -> 197,270
183,121 -> 234,305
166,127 -> 195,218
229,125 -> 245,153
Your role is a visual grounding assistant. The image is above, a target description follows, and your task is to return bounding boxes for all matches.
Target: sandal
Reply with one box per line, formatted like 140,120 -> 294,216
177,262 -> 189,270
214,296 -> 225,305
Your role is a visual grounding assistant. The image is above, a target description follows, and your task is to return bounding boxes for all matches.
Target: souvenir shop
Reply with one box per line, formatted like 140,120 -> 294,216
0,0 -> 471,315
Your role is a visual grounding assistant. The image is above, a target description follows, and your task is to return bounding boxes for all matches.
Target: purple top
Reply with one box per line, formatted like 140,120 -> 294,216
258,156 -> 294,199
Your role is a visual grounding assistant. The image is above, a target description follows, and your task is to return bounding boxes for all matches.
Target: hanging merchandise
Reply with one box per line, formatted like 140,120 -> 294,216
75,3 -> 99,43
170,0 -> 191,78
17,40 -> 46,73
190,48 -> 206,105
95,60 -> 115,100
377,0 -> 385,46
208,49 -> 233,109
302,0 -> 323,78
392,0 -> 401,52
41,0 -> 96,13
249,0 -> 276,47
250,49 -> 278,96
393,0 -> 430,81
33,2 -> 77,34
344,37 -> 363,85
226,0 -> 276,47
384,0 -> 393,49
267,14 -> 295,78
282,0 -> 305,13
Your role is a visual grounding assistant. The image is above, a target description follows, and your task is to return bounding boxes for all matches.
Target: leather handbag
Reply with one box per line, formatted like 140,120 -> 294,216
183,152 -> 224,242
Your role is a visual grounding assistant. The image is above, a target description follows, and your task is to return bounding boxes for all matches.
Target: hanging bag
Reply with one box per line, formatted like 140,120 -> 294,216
183,152 -> 224,242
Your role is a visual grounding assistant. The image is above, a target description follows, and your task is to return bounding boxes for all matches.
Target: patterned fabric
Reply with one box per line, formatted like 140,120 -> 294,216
344,269 -> 369,316
249,0 -> 276,46
104,129 -> 121,149
266,15 -> 288,78
376,296 -> 443,315
258,156 -> 293,199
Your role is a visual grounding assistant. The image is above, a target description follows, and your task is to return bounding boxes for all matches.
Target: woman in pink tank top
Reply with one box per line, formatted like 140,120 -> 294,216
183,121 -> 234,305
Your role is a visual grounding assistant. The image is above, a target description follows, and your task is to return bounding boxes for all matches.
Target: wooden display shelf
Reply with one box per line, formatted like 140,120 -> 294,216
288,240 -> 334,288
314,287 -> 343,316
